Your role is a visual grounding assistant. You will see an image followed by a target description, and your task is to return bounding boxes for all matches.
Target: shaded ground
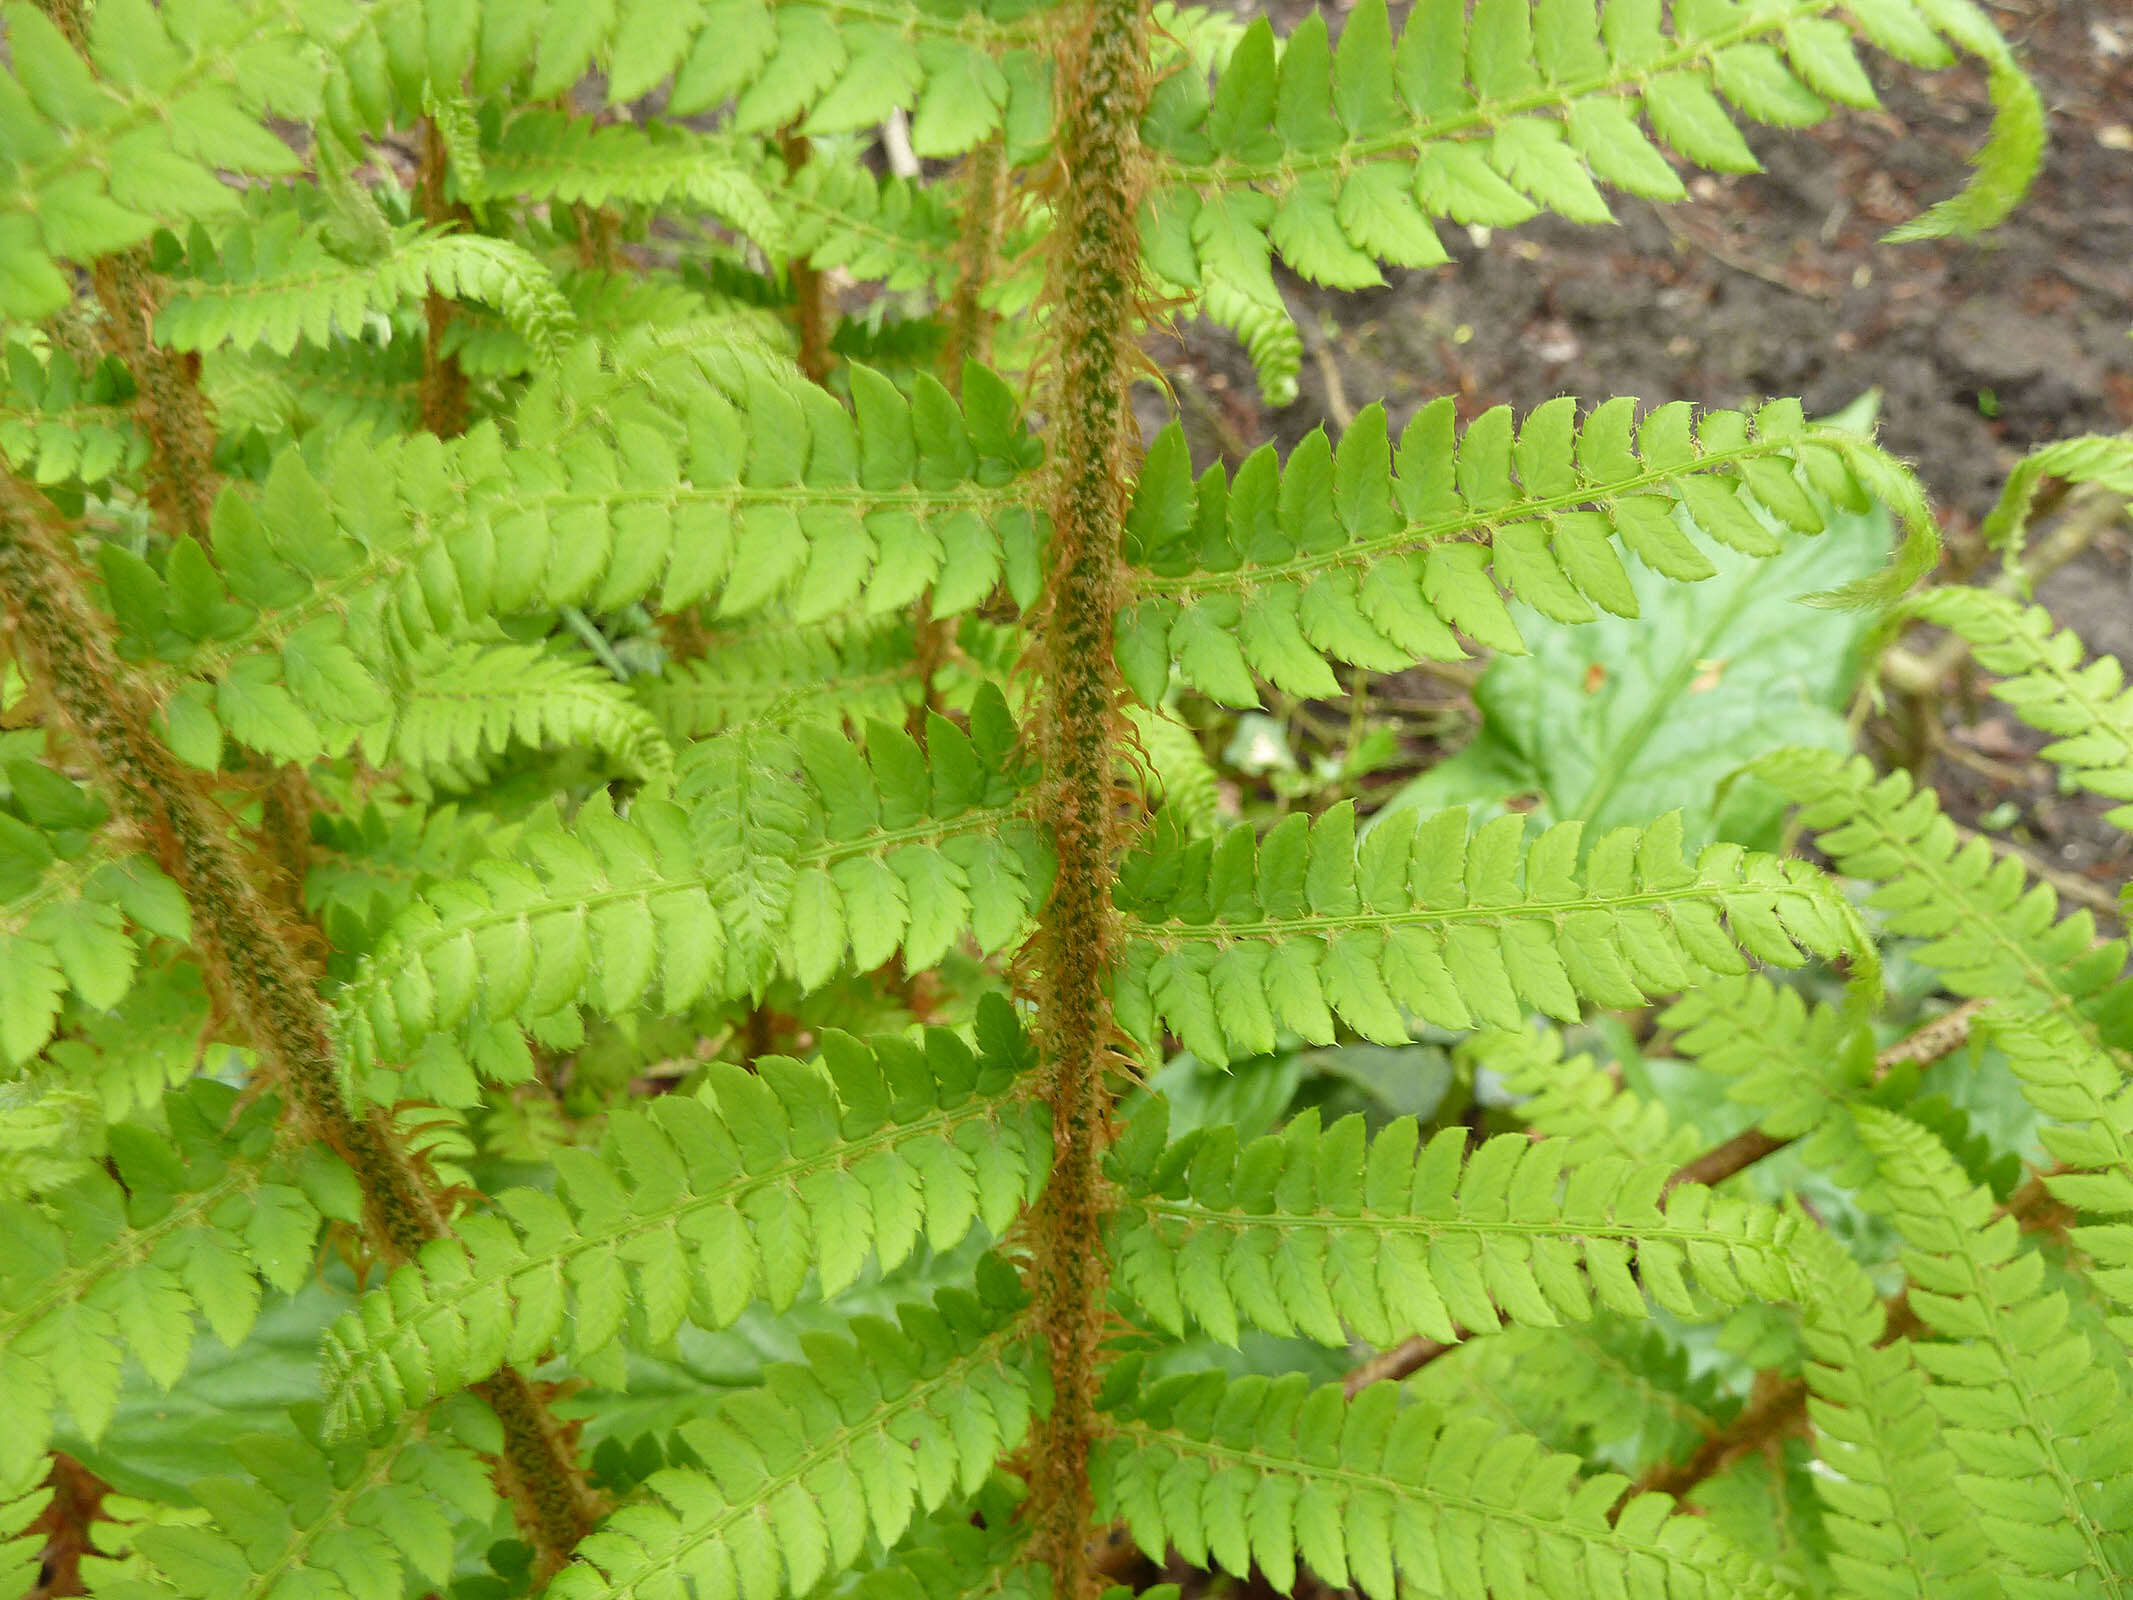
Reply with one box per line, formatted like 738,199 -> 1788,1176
1152,0 -> 2133,893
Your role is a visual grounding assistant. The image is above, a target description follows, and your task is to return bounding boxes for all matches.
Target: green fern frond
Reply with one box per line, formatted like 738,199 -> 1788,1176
639,613 -> 1016,742
546,1269 -> 1035,1600
1095,1370 -> 1792,1598
336,693 -> 1035,1095
1191,268 -> 1303,408
0,1083 -> 339,1486
1789,1220 -> 1992,1600
389,638 -> 676,789
1469,1025 -> 1704,1167
0,1 -> 325,320
1981,1001 -> 2133,1224
1110,1103 -> 1804,1347
199,335 -> 422,444
321,1006 -> 1043,1431
102,352 -> 1042,766
1663,974 -> 1880,1178
304,800 -> 524,955
157,216 -> 577,365
845,1506 -> 1043,1600
1757,748 -> 2129,1076
1116,396 -> 1922,705
1853,1106 -> 2133,1591
102,1409 -> 499,1600
0,767 -> 191,1065
1113,803 -> 1865,1066
0,344 -> 146,488
1904,589 -> 2133,827
1408,1318 -> 1729,1474
1139,0 -> 2039,293
1976,433 -> 2133,560
479,113 -> 779,246
780,161 -> 966,297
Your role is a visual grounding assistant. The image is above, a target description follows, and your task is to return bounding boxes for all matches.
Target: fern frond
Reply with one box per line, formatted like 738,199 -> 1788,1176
1853,1107 -> 2133,1591
1469,1026 -> 1705,1167
1408,1318 -> 1729,1474
0,344 -> 146,488
779,160 -> 967,297
1788,1220 -> 1992,1600
1981,1001 -> 2133,1224
321,1006 -> 1043,1431
336,695 -> 1035,1093
103,1410 -> 498,1600
156,215 -> 576,366
1116,397 -> 1925,705
304,801 -> 524,956
1109,1103 -> 1804,1348
1140,0 -> 2039,293
121,351 -> 1045,768
1904,589 -> 2133,827
546,1270 -> 1034,1600
0,767 -> 191,1065
1757,749 -> 2128,1077
1113,803 -> 1865,1066
638,613 -> 1016,742
1095,1370 -> 1791,1598
0,1084 -> 336,1485
479,113 -> 779,246
1662,974 -> 1881,1179
1191,268 -> 1303,408
0,2 -> 324,320
388,639 -> 675,789
1124,705 -> 1222,838
1976,433 -> 2133,559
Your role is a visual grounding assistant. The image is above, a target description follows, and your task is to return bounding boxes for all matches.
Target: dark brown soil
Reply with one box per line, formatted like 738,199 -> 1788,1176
1151,0 -> 2133,895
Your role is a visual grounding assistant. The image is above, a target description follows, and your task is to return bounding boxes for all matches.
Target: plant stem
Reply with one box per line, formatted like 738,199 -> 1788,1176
0,477 -> 598,1572
944,139 -> 1007,383
418,118 -> 470,439
781,132 -> 833,384
1025,0 -> 1148,1589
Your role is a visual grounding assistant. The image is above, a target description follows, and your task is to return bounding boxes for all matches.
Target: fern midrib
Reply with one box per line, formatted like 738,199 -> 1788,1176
1126,877 -> 1791,941
1134,432 -> 1814,598
1165,0 -> 1848,187
598,1328 -> 1025,1600
1134,1195 -> 1774,1251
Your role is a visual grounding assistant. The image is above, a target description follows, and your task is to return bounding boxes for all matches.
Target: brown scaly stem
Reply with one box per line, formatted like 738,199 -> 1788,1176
780,133 -> 834,384
1023,0 -> 1148,1591
0,477 -> 599,1572
25,1454 -> 108,1600
417,119 -> 471,439
943,140 -> 1007,383
35,0 -> 219,542
1348,999 -> 1990,1390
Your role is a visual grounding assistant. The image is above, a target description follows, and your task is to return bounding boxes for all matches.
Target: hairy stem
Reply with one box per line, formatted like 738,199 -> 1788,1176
944,139 -> 1007,383
0,478 -> 598,1571
418,118 -> 470,439
1025,0 -> 1148,1591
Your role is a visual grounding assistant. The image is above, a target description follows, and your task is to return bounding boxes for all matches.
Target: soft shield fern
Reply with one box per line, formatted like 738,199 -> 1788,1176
8,2 -> 2133,1600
